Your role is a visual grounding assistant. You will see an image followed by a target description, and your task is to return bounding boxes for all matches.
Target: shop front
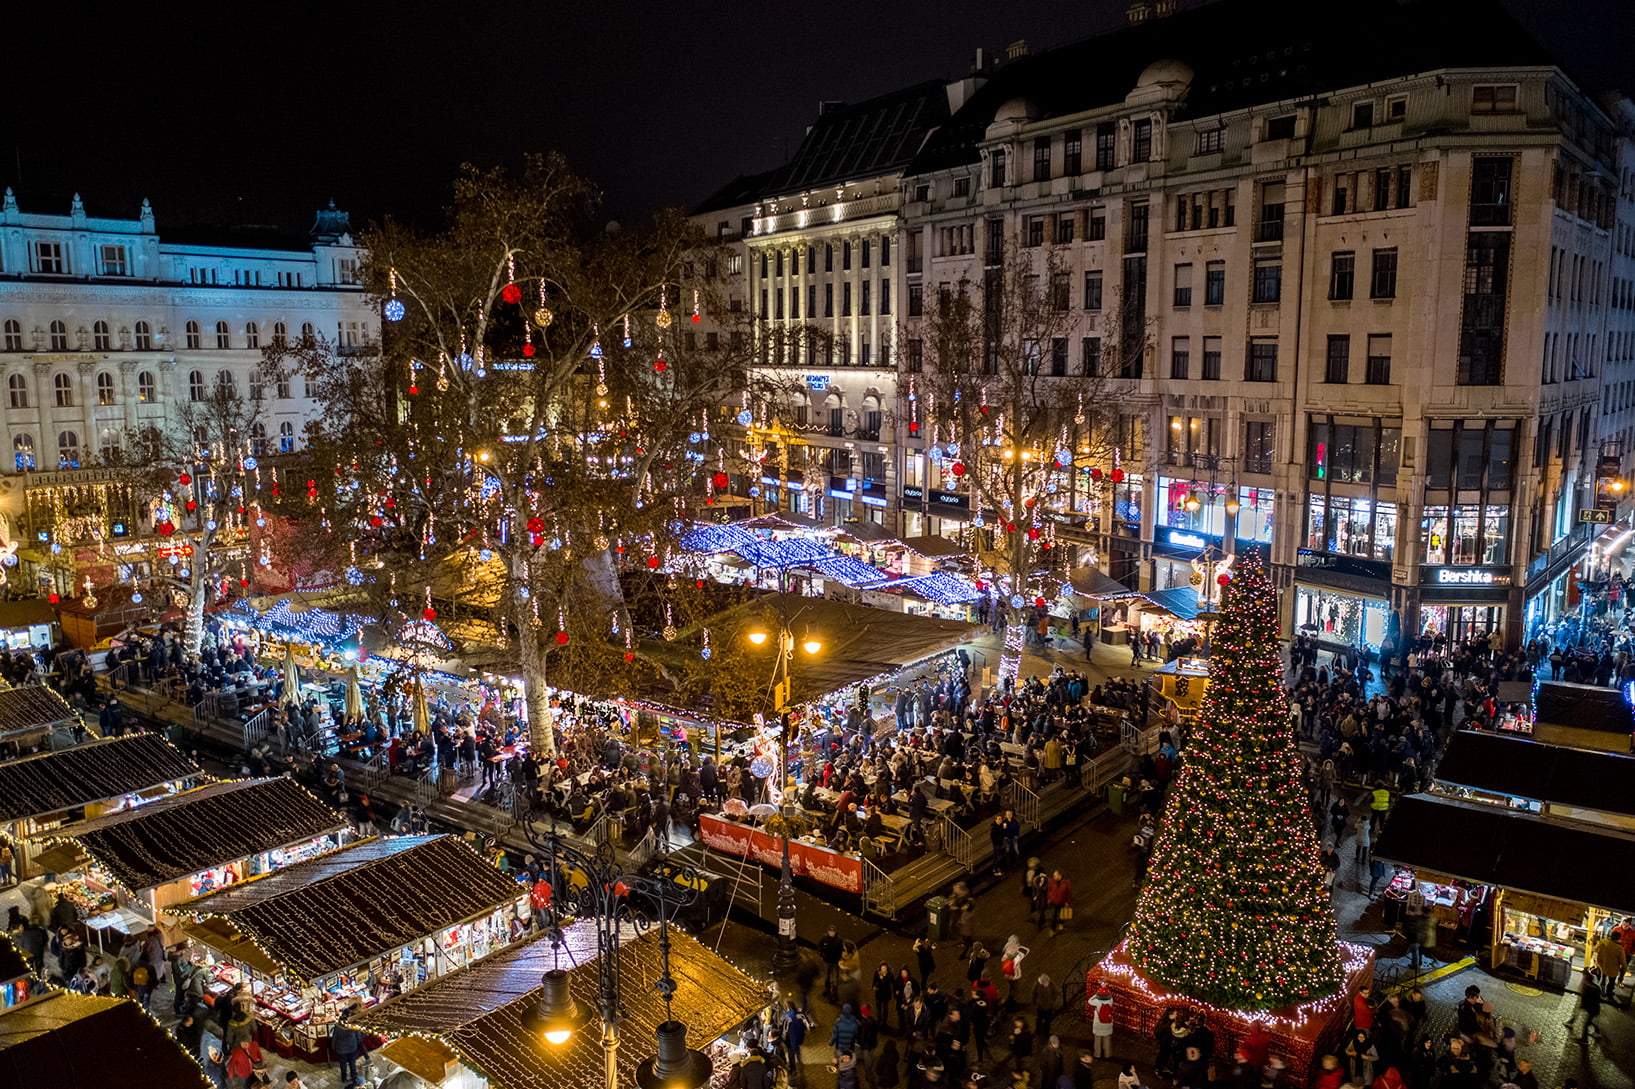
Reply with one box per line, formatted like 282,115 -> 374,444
1293,551 -> 1393,650
1416,566 -> 1512,643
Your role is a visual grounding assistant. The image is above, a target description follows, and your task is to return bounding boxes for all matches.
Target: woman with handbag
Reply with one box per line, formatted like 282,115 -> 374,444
225,1037 -> 268,1087
1046,870 -> 1074,932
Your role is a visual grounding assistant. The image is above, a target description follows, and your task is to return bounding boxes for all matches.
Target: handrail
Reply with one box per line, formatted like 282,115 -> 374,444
861,855 -> 896,918
939,814 -> 977,871
242,708 -> 271,749
1002,780 -> 1042,829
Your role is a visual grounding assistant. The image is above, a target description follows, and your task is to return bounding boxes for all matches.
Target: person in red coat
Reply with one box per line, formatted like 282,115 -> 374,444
1313,1054 -> 1346,1089
1353,984 -> 1376,1032
1046,871 -> 1073,932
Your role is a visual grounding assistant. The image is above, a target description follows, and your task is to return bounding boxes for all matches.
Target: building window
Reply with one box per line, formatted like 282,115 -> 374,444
189,370 -> 206,402
908,284 -> 924,317
1095,123 -> 1116,170
1081,337 -> 1102,376
1308,417 -> 1402,486
300,322 -> 315,346
12,434 -> 32,471
1351,101 -> 1374,130
1051,338 -> 1069,376
1088,210 -> 1106,241
1063,129 -> 1082,174
279,421 -> 296,453
1329,252 -> 1355,300
1083,271 -> 1103,310
1196,128 -> 1223,154
1246,339 -> 1278,382
1386,95 -> 1407,121
860,281 -> 871,316
337,258 -> 358,284
1126,202 -> 1149,253
7,375 -> 27,409
952,176 -> 971,198
1470,156 -> 1514,227
2,320 -> 19,352
216,370 -> 236,397
53,372 -> 73,407
100,244 -> 129,276
1173,263 -> 1192,307
1370,249 -> 1398,298
1421,504 -> 1510,565
842,283 -> 852,317
245,322 -> 260,349
1202,336 -> 1222,380
1458,234 -> 1509,385
49,320 -> 68,351
1204,261 -> 1225,306
1055,214 -> 1075,244
1049,272 -> 1071,311
186,321 -> 202,350
1471,84 -> 1518,114
215,321 -> 231,349
1131,119 -> 1153,163
92,320 -> 111,351
277,371 -> 292,399
1325,335 -> 1351,383
138,371 -> 156,403
824,284 -> 834,318
1365,334 -> 1392,384
990,149 -> 1007,188
57,431 -> 79,468
1170,337 -> 1190,380
33,242 -> 65,274
861,240 -> 871,269
1025,216 -> 1045,248
134,321 -> 152,350
1264,114 -> 1296,141
1252,258 -> 1282,304
96,371 -> 115,405
906,339 -> 924,373
1033,136 -> 1052,182
1244,420 -> 1275,474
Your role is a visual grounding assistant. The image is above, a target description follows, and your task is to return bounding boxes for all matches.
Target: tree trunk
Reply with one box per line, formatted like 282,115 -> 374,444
517,621 -> 557,757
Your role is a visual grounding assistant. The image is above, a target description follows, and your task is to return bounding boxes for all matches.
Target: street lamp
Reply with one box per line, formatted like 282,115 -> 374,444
745,610 -> 823,976
521,814 -> 709,1089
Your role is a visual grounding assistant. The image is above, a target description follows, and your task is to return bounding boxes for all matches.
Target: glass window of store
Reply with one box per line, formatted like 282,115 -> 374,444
1165,415 -> 1219,467
1420,419 -> 1516,566
1304,414 -> 1402,562
1236,486 -> 1276,545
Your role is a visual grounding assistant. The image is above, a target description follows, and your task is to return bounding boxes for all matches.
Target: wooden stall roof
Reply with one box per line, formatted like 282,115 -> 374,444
1435,729 -> 1635,817
0,686 -> 76,739
33,778 -> 345,893
0,991 -> 211,1088
175,835 -> 523,981
0,734 -> 199,824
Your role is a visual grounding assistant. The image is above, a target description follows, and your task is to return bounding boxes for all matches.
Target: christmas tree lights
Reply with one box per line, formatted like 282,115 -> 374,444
1125,553 -> 1344,1010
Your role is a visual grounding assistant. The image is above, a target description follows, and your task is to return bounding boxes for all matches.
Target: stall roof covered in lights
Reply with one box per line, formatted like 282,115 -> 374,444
1433,730 -> 1635,818
0,734 -> 199,824
1374,793 -> 1635,915
0,991 -> 212,1089
251,598 -> 374,643
802,553 -> 889,587
0,686 -> 78,741
31,777 -> 346,895
174,834 -> 524,982
346,921 -> 768,1089
882,571 -> 985,604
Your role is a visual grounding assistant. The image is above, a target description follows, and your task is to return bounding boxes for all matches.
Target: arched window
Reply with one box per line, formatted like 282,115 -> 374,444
185,320 -> 201,350
92,320 -> 111,351
188,370 -> 205,402
215,320 -> 231,349
48,320 -> 68,351
2,320 -> 19,352
216,370 -> 236,397
53,372 -> 73,407
272,321 -> 287,344
134,321 -> 152,350
137,371 -> 157,403
250,422 -> 268,457
300,322 -> 315,346
245,322 -> 260,349
278,420 -> 296,453
96,372 -> 115,406
12,434 -> 33,471
7,375 -> 27,409
57,431 -> 79,468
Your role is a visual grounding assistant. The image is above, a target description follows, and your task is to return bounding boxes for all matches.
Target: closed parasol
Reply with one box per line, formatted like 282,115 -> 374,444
281,643 -> 301,705
345,666 -> 365,720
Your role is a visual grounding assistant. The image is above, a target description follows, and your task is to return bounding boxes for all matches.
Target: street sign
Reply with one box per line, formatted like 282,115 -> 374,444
1579,508 -> 1614,524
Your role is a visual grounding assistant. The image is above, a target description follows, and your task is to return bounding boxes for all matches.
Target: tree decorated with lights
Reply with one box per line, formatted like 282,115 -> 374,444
279,154 -> 781,754
1125,552 -> 1344,1010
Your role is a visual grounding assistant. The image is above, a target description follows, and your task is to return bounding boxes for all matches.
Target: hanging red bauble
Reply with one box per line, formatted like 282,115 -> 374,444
1110,468 -> 1125,483
185,500 -> 197,511
691,313 -> 701,323
158,521 -> 175,536
908,422 -> 919,432
555,631 -> 570,645
1035,596 -> 1046,607
240,578 -> 250,587
531,533 -> 544,546
1005,522 -> 1017,533
1218,573 -> 1232,586
178,473 -> 192,485
409,385 -> 419,395
423,607 -> 437,621
950,461 -> 966,476
623,652 -> 634,662
646,557 -> 660,569
1024,497 -> 1036,508
522,343 -> 535,358
1090,467 -> 1103,482
654,359 -> 667,372
384,498 -> 395,508
48,592 -> 59,604
711,471 -> 729,489
500,283 -> 522,304
369,516 -> 383,526
527,516 -> 545,533
614,545 -> 624,554
705,497 -> 714,505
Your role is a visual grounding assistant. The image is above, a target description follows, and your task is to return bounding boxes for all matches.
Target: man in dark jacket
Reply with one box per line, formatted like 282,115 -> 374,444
819,926 -> 845,1001
735,1045 -> 775,1089
331,1022 -> 364,1088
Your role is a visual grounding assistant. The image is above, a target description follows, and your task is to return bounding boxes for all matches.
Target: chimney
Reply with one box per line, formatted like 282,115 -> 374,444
1005,40 -> 1028,61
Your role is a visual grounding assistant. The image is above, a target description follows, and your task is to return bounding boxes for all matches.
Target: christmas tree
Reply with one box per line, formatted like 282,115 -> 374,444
1126,553 -> 1344,1010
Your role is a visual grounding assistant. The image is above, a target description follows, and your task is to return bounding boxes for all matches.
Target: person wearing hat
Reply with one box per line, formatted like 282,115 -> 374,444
1089,982 -> 1116,1058
202,1045 -> 227,1088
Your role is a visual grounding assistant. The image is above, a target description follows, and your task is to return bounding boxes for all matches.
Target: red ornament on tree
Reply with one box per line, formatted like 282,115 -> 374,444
423,607 -> 437,621
531,533 -> 544,546
158,521 -> 175,536
1027,527 -> 1040,540
909,422 -> 919,433
646,557 -> 660,569
177,473 -> 192,485
526,516 -> 545,533
369,516 -> 383,526
48,592 -> 59,604
1218,573 -> 1232,586
500,283 -> 522,304
522,343 -> 535,357
185,500 -> 197,511
1035,597 -> 1046,607
950,461 -> 966,476
1090,467 -> 1104,483
691,313 -> 701,323
1005,523 -> 1017,533
409,385 -> 419,395
711,471 -> 729,489
623,652 -> 634,662
1110,468 -> 1126,483
555,631 -> 570,645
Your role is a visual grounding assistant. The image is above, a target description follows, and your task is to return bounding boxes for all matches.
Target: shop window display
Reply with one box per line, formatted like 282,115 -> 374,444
1304,495 -> 1396,561
1421,504 -> 1510,565
1234,487 -> 1275,545
1294,585 -> 1389,649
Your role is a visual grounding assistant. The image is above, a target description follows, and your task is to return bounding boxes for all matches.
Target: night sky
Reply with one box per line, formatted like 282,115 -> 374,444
6,0 -> 1630,235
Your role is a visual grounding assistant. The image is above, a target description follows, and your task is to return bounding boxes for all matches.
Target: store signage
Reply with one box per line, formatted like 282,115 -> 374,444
158,544 -> 196,558
902,486 -> 926,503
828,489 -> 855,501
860,495 -> 888,508
759,476 -> 780,487
1165,529 -> 1209,550
1422,566 -> 1512,586
1579,508 -> 1614,524
698,814 -> 862,893
805,375 -> 831,391
930,490 -> 968,508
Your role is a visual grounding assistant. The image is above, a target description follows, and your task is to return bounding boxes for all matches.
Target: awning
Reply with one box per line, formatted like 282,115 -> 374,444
377,1037 -> 457,1085
1139,586 -> 1201,620
179,917 -> 283,978
1434,730 -> 1635,817
887,572 -> 985,604
1069,567 -> 1137,599
1374,793 -> 1635,914
803,554 -> 888,587
899,534 -> 969,558
32,842 -> 88,873
734,537 -> 835,568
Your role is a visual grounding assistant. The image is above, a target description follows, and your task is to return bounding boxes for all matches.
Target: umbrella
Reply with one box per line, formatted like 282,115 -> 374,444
411,678 -> 431,734
281,643 -> 300,705
723,797 -> 749,817
747,803 -> 779,819
344,667 -> 365,720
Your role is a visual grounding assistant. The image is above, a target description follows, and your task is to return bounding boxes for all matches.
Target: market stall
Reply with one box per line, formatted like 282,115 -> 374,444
345,921 -> 772,1089
0,933 -> 35,1013
0,733 -> 199,879
0,990 -> 212,1088
27,777 -> 348,935
0,685 -> 81,752
0,599 -> 59,651
172,834 -> 527,1063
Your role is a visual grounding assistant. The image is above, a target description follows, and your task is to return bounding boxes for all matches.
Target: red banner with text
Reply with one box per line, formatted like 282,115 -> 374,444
698,814 -> 863,894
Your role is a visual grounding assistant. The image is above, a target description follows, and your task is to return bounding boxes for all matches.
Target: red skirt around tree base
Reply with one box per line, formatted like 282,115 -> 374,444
1086,940 -> 1375,1086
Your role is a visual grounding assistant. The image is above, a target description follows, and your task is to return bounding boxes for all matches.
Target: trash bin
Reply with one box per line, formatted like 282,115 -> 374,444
439,767 -> 458,793
926,896 -> 950,940
1106,782 -> 1125,816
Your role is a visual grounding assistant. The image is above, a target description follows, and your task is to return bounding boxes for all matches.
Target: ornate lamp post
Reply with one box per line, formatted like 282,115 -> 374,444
522,813 -> 710,1089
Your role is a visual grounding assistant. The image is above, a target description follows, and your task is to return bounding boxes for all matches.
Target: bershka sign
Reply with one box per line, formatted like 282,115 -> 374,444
1422,566 -> 1512,586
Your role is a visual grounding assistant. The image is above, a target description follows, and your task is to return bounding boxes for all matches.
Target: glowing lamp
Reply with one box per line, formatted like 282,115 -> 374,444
802,637 -> 823,655
746,630 -> 769,646
535,970 -> 581,1045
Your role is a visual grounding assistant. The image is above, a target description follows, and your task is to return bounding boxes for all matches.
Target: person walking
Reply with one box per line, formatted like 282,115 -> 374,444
331,1021 -> 364,1088
781,999 -> 811,1084
1088,982 -> 1115,1059
819,926 -> 845,1003
1032,973 -> 1060,1038
1046,870 -> 1074,932
1565,978 -> 1603,1041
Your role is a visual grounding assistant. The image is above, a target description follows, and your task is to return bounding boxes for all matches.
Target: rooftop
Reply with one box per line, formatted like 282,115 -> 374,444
0,733 -> 199,824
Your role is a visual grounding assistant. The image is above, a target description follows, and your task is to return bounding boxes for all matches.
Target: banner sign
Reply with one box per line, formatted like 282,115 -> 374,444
698,813 -> 863,894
